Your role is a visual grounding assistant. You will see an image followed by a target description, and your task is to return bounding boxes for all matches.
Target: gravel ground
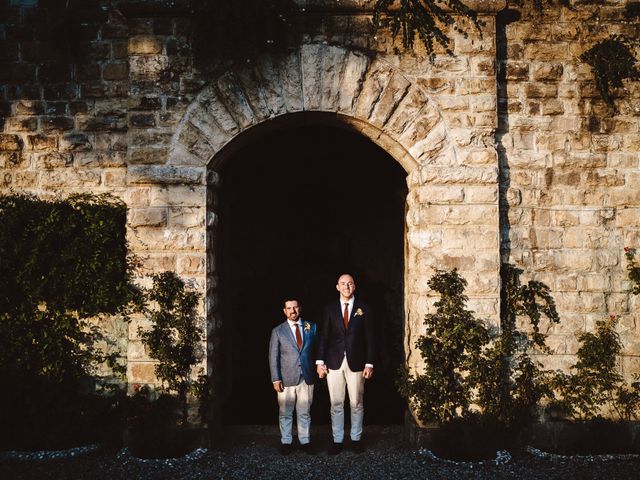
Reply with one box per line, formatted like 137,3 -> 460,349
1,426 -> 639,480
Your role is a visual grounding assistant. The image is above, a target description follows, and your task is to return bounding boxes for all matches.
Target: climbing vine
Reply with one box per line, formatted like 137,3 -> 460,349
580,35 -> 640,114
373,0 -> 484,59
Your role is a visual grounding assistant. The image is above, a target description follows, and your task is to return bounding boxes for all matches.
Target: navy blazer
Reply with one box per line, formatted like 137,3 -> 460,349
317,299 -> 375,371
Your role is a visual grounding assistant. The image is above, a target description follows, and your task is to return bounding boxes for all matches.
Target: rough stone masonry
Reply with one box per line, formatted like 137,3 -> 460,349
0,0 -> 638,419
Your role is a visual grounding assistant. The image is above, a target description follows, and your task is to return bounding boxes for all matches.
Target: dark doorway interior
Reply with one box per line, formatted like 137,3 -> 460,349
218,124 -> 408,425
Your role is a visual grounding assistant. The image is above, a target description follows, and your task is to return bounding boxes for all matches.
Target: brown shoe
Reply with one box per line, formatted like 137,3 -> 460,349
279,443 -> 293,455
301,443 -> 317,455
328,442 -> 343,455
352,440 -> 364,453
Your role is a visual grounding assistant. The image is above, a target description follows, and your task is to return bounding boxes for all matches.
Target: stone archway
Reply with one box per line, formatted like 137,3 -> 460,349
165,42 -> 500,425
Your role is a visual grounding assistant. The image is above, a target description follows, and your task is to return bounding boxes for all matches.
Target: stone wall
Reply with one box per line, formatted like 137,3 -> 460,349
0,0 -> 638,406
500,1 -> 640,376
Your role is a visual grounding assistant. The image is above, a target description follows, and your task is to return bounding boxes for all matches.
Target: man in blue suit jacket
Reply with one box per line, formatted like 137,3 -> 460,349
269,298 -> 317,455
316,274 -> 375,454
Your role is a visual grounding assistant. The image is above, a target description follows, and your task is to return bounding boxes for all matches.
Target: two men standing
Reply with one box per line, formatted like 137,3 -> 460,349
268,274 -> 375,455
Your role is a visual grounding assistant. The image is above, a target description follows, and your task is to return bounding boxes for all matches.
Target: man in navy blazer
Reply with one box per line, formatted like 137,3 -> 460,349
269,298 -> 317,455
316,274 -> 375,454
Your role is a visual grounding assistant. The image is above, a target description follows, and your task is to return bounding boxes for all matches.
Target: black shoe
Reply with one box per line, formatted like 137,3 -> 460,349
301,443 -> 317,455
352,440 -> 364,454
328,442 -> 343,455
279,443 -> 293,455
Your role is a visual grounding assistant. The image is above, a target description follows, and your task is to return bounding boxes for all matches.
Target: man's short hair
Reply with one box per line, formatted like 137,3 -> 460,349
282,297 -> 301,308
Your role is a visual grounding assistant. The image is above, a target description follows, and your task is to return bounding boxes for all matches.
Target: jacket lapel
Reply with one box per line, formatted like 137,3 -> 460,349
281,322 -> 298,350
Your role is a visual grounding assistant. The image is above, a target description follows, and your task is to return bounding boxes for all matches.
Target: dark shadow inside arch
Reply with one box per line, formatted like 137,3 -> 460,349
217,124 -> 408,426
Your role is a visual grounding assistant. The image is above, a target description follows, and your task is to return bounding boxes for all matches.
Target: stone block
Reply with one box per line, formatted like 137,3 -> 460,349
130,55 -> 169,78
60,133 -> 92,152
127,147 -> 169,165
532,63 -> 563,81
524,83 -> 558,98
74,152 -> 126,168
129,207 -> 168,227
39,169 -> 101,188
35,152 -> 73,169
103,169 -> 127,187
149,186 -> 206,207
129,35 -> 163,55
178,254 -> 206,275
129,113 -> 156,128
168,207 -> 205,228
464,186 -> 498,203
215,71 -> 257,130
6,116 -> 38,132
103,62 -> 128,81
442,228 -> 498,250
123,187 -> 151,208
0,134 -> 22,151
127,340 -> 148,361
417,186 -> 464,204
128,165 -> 205,185
407,228 -> 442,249
127,362 -> 157,384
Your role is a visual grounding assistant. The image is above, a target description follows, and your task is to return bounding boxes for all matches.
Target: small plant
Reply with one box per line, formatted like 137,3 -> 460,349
398,268 -> 489,424
625,247 -> 640,295
475,264 -> 560,428
551,315 -> 640,421
373,0 -> 484,60
580,35 -> 640,114
139,272 -> 203,425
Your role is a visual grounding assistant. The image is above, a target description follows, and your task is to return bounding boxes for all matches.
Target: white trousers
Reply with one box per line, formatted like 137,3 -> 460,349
326,356 -> 365,443
277,379 -> 314,445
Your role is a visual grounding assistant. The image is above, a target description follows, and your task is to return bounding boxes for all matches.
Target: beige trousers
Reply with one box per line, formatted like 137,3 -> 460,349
326,356 -> 365,442
277,379 -> 314,445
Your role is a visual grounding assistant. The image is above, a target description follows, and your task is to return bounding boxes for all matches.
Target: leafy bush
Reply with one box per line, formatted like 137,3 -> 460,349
139,272 -> 203,425
0,193 -> 138,449
550,315 -> 640,421
398,268 -> 489,424
399,266 -> 559,432
476,264 -> 559,428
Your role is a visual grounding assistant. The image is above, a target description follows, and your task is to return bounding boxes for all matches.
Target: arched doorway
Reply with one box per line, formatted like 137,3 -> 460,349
216,123 -> 408,425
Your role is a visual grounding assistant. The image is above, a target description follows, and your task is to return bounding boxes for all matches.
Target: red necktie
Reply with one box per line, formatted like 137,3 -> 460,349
343,303 -> 349,329
295,323 -> 303,349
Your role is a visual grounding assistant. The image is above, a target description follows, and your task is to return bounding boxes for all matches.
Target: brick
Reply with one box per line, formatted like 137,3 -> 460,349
38,63 -> 73,82
41,116 -> 75,132
129,113 -> 156,128
5,116 -> 37,132
0,63 -> 37,83
103,62 -> 128,81
26,134 -> 56,151
0,134 -> 23,151
129,35 -> 162,55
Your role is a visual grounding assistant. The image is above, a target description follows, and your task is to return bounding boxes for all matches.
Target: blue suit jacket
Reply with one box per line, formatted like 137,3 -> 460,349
269,319 -> 317,387
317,299 -> 375,371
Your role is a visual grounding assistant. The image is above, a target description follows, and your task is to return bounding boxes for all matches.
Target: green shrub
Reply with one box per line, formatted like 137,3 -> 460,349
551,315 -> 640,421
139,272 -> 203,425
0,193 -> 138,449
399,265 -> 559,431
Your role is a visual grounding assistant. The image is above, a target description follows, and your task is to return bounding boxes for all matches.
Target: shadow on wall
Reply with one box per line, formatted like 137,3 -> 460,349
217,125 -> 408,425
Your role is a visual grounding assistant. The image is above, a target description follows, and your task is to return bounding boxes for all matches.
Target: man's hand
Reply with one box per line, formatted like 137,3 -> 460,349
273,381 -> 284,392
317,364 -> 328,378
363,366 -> 374,379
